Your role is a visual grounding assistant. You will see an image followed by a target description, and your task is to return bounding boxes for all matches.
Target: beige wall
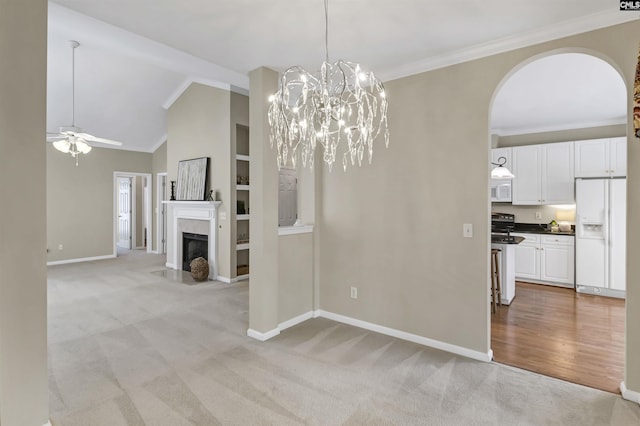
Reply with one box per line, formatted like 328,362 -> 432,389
47,145 -> 152,261
167,83 -> 232,278
249,68 -> 280,333
316,20 -> 640,393
152,141 -> 167,252
279,233 -> 314,322
0,0 -> 49,423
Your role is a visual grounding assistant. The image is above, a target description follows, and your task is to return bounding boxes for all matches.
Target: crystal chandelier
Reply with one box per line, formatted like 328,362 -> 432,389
268,0 -> 389,171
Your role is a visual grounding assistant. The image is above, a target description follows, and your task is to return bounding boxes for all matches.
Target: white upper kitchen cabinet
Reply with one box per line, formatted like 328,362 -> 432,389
575,137 -> 626,178
541,141 -> 575,204
512,145 -> 541,204
609,137 -> 627,177
512,142 -> 574,205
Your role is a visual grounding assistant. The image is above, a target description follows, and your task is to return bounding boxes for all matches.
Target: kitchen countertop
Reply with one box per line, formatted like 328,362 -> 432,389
491,235 -> 525,244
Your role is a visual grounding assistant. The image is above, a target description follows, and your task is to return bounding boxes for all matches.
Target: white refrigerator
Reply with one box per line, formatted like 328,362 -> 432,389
575,178 -> 626,297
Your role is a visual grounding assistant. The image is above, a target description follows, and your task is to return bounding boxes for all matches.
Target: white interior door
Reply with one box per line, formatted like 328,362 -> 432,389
278,168 -> 297,226
117,177 -> 132,249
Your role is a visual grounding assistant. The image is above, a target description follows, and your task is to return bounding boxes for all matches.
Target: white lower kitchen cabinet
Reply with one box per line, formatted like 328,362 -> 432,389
514,235 -> 539,280
512,233 -> 574,287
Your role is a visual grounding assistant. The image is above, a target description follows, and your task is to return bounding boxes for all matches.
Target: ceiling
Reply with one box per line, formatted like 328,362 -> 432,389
47,1 -> 635,152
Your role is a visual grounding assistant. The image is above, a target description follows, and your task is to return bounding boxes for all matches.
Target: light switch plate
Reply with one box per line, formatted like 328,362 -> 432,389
463,224 -> 473,238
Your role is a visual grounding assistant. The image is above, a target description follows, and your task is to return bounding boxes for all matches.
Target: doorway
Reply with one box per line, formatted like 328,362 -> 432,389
488,51 -> 627,393
117,176 -> 132,249
113,172 -> 153,256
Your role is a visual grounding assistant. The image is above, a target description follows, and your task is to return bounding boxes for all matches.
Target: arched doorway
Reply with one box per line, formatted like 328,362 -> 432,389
488,51 -> 628,393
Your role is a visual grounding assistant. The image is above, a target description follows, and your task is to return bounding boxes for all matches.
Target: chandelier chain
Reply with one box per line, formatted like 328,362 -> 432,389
324,0 -> 329,63
71,41 -> 75,127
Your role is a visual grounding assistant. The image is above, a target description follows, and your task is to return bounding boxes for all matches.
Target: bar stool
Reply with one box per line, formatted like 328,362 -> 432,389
491,249 -> 502,313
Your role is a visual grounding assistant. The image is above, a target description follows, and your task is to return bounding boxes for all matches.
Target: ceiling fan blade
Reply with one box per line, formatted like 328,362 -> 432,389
47,135 -> 66,141
76,133 -> 123,146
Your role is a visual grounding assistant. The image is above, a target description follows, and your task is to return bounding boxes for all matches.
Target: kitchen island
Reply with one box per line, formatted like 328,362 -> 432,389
491,235 -> 524,305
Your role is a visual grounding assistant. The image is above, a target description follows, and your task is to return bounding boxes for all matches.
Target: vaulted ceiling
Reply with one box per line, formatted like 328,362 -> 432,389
47,1 -> 635,152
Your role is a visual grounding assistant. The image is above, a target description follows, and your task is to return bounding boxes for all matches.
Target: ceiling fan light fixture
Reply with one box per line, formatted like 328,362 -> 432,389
47,40 -> 122,165
53,139 -> 71,154
75,139 -> 92,154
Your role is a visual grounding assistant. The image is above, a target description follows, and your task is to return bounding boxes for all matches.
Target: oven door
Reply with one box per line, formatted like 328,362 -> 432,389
491,180 -> 512,202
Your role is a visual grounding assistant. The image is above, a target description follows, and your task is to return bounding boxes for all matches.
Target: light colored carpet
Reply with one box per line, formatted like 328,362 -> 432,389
47,251 -> 640,425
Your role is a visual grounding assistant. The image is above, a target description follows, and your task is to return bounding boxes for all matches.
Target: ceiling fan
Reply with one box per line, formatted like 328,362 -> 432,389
47,40 -> 123,165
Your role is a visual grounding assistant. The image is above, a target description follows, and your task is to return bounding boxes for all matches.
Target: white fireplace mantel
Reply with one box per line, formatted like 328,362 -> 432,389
163,201 -> 221,280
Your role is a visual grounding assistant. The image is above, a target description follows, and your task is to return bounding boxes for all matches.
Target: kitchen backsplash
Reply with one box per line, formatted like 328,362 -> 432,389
491,203 -> 575,224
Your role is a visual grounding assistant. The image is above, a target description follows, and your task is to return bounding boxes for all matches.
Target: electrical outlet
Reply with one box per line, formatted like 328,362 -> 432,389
58,244 -> 63,251
535,212 -> 542,220
350,286 -> 358,299
463,224 -> 473,238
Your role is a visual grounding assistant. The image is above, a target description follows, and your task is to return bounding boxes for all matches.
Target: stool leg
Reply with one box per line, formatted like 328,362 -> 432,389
491,253 -> 497,313
495,252 -> 502,307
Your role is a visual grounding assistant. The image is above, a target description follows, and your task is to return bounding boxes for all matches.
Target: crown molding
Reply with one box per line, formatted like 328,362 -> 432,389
379,10 -> 639,82
161,77 -> 233,110
492,116 -> 628,137
149,134 -> 168,153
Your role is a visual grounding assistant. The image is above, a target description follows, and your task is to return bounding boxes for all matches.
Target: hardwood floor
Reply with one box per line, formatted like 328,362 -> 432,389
491,281 -> 625,394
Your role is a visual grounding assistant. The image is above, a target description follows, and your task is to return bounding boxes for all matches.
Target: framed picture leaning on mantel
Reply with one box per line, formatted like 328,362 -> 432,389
176,157 -> 209,201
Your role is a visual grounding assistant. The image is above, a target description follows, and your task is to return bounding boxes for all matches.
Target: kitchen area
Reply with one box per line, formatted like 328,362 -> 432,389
487,52 -> 629,394
490,137 -> 627,302
489,137 -> 627,393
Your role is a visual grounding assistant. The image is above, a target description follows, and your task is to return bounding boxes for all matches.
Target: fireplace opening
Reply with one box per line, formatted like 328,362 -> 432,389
182,232 -> 208,272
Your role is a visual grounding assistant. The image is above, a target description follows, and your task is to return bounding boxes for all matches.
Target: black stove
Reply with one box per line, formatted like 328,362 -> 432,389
491,212 -> 516,243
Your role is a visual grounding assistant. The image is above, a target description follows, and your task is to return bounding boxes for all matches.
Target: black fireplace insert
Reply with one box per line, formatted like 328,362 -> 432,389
182,232 -> 208,272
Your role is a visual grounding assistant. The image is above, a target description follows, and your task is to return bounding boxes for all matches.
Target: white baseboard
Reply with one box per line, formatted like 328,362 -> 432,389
247,327 -> 280,341
216,275 -> 249,284
246,308 -> 493,363
315,310 -> 493,363
166,262 -> 176,269
246,311 -> 313,343
279,311 -> 314,331
47,254 -> 116,266
621,381 -> 640,404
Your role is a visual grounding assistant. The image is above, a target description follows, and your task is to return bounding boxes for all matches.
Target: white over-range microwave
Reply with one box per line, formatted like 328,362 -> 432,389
491,179 -> 512,202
